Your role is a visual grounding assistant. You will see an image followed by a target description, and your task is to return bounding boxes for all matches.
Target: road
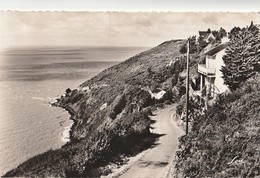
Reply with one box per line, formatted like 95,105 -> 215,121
107,104 -> 184,178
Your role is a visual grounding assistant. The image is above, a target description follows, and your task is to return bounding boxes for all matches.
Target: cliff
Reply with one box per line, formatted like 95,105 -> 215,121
4,39 -> 197,177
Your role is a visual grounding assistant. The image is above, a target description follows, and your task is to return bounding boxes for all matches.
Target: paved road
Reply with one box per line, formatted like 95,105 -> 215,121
109,104 -> 184,178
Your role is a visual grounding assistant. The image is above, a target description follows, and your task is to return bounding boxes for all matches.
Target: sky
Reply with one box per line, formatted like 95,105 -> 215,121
0,1 -> 260,48
1,0 -> 260,12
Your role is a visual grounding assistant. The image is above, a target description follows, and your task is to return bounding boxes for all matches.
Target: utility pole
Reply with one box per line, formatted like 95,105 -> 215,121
186,40 -> 190,135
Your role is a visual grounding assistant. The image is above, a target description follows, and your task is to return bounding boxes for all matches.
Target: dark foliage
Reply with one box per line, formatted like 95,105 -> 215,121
66,88 -> 72,93
175,75 -> 260,177
221,22 -> 260,90
197,36 -> 208,50
179,36 -> 198,54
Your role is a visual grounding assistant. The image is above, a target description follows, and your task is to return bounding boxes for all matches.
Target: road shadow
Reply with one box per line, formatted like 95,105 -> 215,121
138,161 -> 169,168
78,132 -> 165,177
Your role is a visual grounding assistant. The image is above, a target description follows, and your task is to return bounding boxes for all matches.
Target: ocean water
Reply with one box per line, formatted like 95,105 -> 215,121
0,46 -> 147,176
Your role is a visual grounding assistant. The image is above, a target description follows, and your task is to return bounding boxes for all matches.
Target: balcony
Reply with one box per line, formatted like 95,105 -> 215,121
198,64 -> 216,76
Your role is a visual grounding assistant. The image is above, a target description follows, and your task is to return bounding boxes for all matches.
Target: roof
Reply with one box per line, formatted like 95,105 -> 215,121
206,33 -> 215,39
199,31 -> 216,42
199,31 -> 209,38
204,42 -> 229,56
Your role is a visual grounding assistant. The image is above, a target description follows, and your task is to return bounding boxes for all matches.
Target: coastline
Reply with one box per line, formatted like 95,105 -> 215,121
0,100 -> 74,176
61,118 -> 73,143
50,99 -> 75,144
3,40 -> 188,177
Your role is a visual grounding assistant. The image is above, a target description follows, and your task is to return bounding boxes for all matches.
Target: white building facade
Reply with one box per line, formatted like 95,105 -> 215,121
198,42 -> 229,99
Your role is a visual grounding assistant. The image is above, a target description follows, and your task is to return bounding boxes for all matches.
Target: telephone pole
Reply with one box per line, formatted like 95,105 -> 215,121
186,40 -> 190,135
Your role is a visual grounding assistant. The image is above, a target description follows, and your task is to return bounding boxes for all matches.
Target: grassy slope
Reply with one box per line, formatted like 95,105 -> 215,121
175,74 -> 260,177
4,39 -> 198,177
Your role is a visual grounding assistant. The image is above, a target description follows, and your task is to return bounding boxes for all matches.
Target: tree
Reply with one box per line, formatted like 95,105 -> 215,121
179,43 -> 187,54
197,36 -> 208,50
228,26 -> 241,39
221,23 -> 260,91
66,88 -> 72,93
212,28 -> 227,42
218,27 -> 227,39
179,36 -> 198,54
189,36 -> 198,53
211,30 -> 219,38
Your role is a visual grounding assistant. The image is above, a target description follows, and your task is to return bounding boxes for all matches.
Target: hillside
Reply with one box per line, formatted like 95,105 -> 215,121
3,21 -> 260,177
175,75 -> 260,177
4,39 -> 198,177
175,23 -> 260,177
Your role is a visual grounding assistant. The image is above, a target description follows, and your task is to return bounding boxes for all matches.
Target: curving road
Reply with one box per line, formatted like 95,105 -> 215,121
107,104 -> 184,178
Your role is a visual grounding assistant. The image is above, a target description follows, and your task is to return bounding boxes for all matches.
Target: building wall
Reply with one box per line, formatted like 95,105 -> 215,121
206,55 -> 215,68
214,50 -> 228,93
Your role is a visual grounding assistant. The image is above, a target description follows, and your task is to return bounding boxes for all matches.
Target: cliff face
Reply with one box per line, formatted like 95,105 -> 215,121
58,40 -> 186,142
4,39 -> 195,177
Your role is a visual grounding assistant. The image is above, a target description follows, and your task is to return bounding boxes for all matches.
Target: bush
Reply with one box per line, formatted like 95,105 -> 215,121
66,88 -> 72,93
175,75 -> 260,177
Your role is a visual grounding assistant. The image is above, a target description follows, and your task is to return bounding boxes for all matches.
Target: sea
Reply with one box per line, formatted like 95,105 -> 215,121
0,46 -> 147,176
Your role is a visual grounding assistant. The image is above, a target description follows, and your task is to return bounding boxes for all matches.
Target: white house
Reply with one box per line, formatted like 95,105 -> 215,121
198,31 -> 216,43
198,42 -> 229,98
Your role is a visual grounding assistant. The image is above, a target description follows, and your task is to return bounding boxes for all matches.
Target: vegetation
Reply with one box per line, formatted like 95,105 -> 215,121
181,27 -> 227,54
4,39 -> 198,177
197,35 -> 208,50
5,22 -> 258,177
211,27 -> 227,42
175,74 -> 260,177
179,36 -> 198,54
175,22 -> 260,177
221,22 -> 260,90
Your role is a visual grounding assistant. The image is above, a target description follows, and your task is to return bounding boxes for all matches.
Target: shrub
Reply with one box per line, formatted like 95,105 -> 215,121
221,22 -> 260,90
175,74 -> 260,177
66,88 -> 72,93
